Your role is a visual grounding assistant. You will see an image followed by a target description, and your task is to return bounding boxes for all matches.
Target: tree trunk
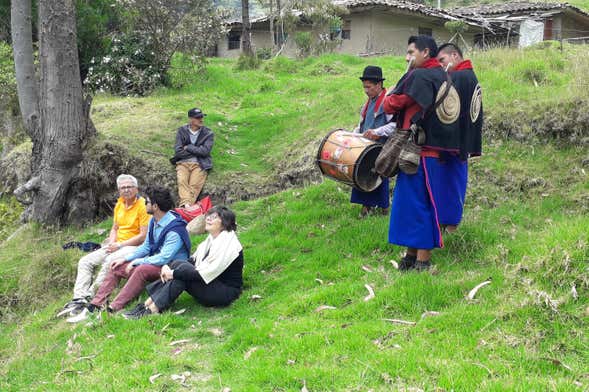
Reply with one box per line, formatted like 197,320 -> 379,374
269,0 -> 275,49
241,0 -> 253,56
10,0 -> 39,142
16,0 -> 95,225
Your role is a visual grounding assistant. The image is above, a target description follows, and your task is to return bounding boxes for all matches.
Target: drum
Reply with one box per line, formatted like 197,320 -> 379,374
316,129 -> 383,192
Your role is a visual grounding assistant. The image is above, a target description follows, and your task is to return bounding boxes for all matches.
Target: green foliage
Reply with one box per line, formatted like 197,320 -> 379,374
2,48 -> 589,389
294,31 -> 312,57
444,20 -> 468,35
235,53 -> 262,70
0,197 -> 23,243
255,47 -> 272,60
76,0 -> 122,80
84,33 -> 166,96
0,42 -> 16,110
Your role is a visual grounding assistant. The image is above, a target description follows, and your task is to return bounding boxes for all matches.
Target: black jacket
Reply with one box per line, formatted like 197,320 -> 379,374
172,125 -> 214,170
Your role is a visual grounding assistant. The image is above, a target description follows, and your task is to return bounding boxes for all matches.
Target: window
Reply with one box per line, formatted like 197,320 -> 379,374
342,20 -> 351,40
228,31 -> 241,50
418,27 -> 433,37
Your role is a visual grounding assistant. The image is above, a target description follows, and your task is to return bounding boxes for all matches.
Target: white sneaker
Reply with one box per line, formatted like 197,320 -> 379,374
56,300 -> 86,318
66,308 -> 91,323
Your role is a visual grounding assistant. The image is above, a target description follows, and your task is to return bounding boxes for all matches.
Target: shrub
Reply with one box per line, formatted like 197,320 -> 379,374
256,47 -> 273,60
235,54 -> 262,70
84,33 -> 165,96
294,31 -> 313,58
0,42 -> 17,112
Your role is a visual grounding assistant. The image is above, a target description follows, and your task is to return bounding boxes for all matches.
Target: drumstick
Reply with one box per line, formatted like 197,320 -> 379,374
387,56 -> 414,95
405,56 -> 415,73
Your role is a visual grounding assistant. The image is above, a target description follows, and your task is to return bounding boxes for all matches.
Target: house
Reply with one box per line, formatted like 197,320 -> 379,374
216,0 -> 490,58
452,2 -> 589,47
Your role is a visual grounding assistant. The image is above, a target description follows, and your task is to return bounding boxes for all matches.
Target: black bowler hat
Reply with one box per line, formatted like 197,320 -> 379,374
188,108 -> 206,118
359,65 -> 385,82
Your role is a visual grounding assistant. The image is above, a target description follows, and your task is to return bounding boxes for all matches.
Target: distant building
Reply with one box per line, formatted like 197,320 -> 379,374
452,2 -> 589,47
216,0 -> 488,58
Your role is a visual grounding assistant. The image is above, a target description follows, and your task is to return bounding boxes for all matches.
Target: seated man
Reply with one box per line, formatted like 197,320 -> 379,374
123,206 -> 243,319
67,186 -> 191,323
58,174 -> 149,317
171,108 -> 214,208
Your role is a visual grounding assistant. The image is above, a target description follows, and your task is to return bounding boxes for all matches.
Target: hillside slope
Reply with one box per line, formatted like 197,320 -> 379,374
1,47 -> 588,390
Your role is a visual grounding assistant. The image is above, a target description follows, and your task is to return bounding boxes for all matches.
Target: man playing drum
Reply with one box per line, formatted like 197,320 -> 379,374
351,66 -> 396,218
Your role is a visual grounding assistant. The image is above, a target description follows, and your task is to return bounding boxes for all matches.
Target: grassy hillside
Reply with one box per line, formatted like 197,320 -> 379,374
1,47 -> 588,390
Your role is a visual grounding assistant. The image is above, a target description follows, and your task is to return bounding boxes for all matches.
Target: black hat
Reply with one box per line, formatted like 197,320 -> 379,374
188,108 -> 206,118
359,66 -> 385,82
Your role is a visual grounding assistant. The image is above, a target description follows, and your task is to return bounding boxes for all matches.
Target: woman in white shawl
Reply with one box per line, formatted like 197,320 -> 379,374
123,206 -> 243,318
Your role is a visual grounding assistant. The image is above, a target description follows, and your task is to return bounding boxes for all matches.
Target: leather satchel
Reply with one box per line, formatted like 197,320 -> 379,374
375,73 -> 453,177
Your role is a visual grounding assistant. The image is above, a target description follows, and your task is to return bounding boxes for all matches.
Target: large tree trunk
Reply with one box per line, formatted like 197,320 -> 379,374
10,0 -> 39,141
241,0 -> 253,56
13,0 -> 95,225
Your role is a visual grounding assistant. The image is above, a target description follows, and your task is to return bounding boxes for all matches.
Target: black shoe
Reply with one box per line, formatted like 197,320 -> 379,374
122,306 -> 152,320
415,260 -> 432,271
398,255 -> 417,271
123,303 -> 145,317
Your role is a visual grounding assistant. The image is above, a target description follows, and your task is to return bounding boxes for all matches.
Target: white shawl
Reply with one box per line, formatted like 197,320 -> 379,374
192,230 -> 242,284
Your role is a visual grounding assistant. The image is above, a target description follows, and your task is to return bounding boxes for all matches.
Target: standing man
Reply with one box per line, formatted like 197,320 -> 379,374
67,186 -> 191,322
383,35 -> 461,271
435,43 -> 483,233
58,174 -> 149,317
351,66 -> 396,218
171,108 -> 214,208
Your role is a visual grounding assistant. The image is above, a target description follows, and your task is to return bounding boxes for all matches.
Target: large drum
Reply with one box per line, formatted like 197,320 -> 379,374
316,129 -> 383,192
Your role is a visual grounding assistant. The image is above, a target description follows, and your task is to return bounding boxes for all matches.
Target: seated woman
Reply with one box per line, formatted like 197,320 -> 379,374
123,206 -> 243,319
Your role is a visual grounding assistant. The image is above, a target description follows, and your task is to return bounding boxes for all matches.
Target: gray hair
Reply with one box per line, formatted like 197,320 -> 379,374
116,174 -> 138,188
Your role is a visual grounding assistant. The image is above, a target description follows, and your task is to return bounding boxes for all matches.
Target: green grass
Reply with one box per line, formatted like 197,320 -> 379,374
0,142 -> 587,391
89,46 -> 589,193
1,48 -> 589,390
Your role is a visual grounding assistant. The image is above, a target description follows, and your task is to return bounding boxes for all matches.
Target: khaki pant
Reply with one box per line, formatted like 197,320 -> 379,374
176,162 -> 207,207
72,245 -> 137,300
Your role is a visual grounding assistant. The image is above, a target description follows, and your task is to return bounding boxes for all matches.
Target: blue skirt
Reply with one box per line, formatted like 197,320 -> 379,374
350,177 -> 390,208
388,157 -> 443,250
426,155 -> 468,226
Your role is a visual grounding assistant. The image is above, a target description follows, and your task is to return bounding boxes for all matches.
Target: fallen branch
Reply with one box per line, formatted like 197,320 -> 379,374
467,280 -> 492,300
382,318 -> 416,326
315,305 -> 336,312
364,284 -> 375,302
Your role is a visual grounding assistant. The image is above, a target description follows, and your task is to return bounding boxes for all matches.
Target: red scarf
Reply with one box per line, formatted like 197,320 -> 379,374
361,87 -> 387,119
421,58 -> 442,69
453,60 -> 473,72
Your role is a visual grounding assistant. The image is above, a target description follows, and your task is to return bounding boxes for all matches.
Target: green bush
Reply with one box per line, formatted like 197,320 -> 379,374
256,47 -> 273,60
0,42 -> 17,111
84,33 -> 166,96
263,55 -> 299,74
294,31 -> 312,57
235,53 -> 262,70
0,197 -> 24,242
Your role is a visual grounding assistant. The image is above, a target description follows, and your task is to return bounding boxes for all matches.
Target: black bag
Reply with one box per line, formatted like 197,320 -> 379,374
169,156 -> 178,165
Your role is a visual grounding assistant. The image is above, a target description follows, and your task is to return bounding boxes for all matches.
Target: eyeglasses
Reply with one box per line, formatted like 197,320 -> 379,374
205,213 -> 219,221
118,185 -> 136,191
